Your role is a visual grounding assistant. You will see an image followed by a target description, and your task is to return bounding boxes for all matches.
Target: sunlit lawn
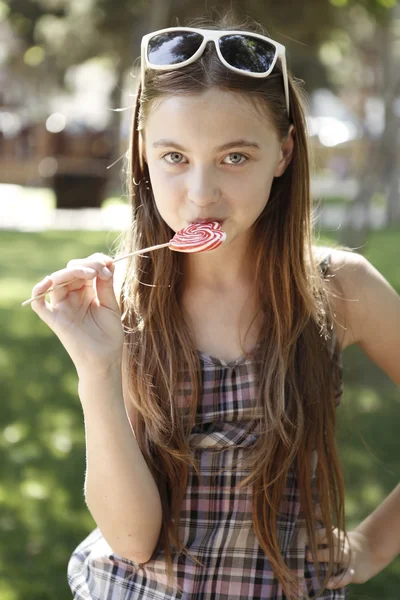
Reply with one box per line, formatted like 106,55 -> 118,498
0,227 -> 398,600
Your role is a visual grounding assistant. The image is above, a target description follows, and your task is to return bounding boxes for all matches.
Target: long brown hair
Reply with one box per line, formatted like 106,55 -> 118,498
116,15 -> 349,600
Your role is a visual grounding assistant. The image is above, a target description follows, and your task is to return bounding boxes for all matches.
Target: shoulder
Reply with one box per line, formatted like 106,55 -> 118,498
315,246 -> 369,291
313,245 -> 362,347
313,245 -> 363,275
316,247 -> 400,384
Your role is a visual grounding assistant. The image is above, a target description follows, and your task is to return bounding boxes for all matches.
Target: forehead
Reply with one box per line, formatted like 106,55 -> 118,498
143,88 -> 278,145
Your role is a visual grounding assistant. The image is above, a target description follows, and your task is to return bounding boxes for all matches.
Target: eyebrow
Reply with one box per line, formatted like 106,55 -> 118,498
152,139 -> 261,152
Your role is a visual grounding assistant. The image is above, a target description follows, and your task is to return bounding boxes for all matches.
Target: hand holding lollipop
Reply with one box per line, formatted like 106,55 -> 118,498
24,222 -> 226,376
22,222 -> 226,307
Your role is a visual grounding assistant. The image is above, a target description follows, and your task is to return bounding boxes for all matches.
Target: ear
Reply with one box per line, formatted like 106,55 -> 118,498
274,125 -> 295,178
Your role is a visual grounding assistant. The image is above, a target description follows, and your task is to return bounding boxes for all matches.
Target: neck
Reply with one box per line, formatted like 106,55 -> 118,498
182,235 -> 256,293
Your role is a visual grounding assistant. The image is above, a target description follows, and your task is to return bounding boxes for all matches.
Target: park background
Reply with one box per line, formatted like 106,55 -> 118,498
0,0 -> 399,598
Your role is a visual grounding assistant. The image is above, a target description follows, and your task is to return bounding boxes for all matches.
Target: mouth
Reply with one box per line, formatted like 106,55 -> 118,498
191,218 -> 224,225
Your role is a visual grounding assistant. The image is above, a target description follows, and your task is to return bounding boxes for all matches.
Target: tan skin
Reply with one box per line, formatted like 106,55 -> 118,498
31,88 -> 400,589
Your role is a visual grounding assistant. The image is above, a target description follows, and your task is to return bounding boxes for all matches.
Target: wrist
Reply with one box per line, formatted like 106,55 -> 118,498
77,359 -> 123,401
352,484 -> 400,576
353,525 -> 392,577
77,357 -> 122,385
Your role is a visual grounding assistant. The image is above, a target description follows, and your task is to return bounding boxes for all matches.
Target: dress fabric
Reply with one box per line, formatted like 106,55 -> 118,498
68,255 -> 348,600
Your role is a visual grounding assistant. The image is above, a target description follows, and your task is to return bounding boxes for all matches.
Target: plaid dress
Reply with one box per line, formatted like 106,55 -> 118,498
68,255 -> 348,600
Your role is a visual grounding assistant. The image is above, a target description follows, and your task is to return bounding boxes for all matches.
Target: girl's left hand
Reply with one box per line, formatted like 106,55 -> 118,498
306,528 -> 379,590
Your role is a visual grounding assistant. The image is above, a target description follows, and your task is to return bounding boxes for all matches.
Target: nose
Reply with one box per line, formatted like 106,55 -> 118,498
187,166 -> 219,207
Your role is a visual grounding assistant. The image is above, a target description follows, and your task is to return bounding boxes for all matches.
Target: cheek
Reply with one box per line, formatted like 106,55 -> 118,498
234,170 -> 274,207
147,164 -> 170,195
147,169 -> 183,221
148,161 -> 180,191
151,177 -> 182,210
221,168 -> 267,195
146,161 -> 161,186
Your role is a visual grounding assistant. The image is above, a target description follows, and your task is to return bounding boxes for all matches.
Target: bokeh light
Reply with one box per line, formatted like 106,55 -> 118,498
45,113 -> 67,133
23,46 -> 45,67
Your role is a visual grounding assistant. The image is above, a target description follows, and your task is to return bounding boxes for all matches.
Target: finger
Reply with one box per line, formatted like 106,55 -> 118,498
64,261 -> 115,285
67,253 -> 114,269
30,276 -> 55,324
314,505 -> 323,520
306,548 -> 331,563
312,527 -> 345,547
48,266 -> 99,305
94,262 -> 120,311
316,528 -> 327,539
51,265 -> 113,284
326,567 -> 355,589
305,527 -> 327,549
306,547 -> 348,564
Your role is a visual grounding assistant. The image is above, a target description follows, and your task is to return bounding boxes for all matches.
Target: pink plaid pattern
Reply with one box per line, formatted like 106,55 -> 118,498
68,255 -> 347,599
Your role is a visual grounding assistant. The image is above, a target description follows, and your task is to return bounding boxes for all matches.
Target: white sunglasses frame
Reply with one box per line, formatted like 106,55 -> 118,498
141,27 -> 290,116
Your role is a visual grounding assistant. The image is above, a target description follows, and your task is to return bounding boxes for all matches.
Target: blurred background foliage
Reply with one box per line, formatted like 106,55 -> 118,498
0,0 -> 399,599
1,0 -> 400,226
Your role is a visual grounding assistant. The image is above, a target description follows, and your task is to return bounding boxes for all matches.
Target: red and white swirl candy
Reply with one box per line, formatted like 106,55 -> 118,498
169,221 -> 226,253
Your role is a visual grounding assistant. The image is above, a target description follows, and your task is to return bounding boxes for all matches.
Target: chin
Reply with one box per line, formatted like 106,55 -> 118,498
161,219 -> 180,234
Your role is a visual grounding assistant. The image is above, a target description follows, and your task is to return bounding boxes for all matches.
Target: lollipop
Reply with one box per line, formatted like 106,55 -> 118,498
22,221 -> 226,306
169,221 -> 226,253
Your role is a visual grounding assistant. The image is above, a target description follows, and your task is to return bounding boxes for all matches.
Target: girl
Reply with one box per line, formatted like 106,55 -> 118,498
30,18 -> 400,600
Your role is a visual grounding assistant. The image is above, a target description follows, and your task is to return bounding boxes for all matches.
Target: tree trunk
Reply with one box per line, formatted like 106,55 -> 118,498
380,8 -> 400,226
107,64 -> 127,196
342,9 -> 400,247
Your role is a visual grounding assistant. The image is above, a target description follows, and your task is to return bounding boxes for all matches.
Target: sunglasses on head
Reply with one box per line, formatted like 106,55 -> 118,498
140,27 -> 290,117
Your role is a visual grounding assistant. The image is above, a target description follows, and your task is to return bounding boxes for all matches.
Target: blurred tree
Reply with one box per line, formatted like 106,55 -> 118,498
2,0 -> 339,133
3,0 -> 393,94
327,1 -> 400,235
2,0 -> 399,220
1,0 -> 338,197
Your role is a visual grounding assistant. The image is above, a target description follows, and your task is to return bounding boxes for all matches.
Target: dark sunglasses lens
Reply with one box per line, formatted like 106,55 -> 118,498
147,31 -> 203,65
219,35 -> 276,73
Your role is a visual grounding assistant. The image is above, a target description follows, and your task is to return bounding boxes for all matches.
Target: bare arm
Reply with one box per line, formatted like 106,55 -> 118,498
322,250 -> 400,585
329,249 -> 400,383
354,483 -> 400,572
30,254 -> 162,563
80,366 -> 163,564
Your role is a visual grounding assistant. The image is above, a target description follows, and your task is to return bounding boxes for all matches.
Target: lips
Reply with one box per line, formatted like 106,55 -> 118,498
191,218 -> 224,224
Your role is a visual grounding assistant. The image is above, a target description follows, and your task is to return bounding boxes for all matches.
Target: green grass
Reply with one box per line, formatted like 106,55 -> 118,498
312,193 -> 387,206
0,228 -> 399,599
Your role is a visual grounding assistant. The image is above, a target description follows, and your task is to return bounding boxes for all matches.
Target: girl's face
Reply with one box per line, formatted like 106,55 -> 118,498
143,88 -> 293,247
